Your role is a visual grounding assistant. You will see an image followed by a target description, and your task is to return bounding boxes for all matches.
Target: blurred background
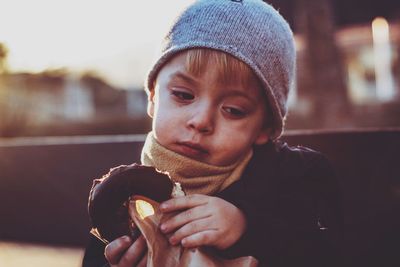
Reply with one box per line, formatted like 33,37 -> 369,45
1,0 -> 400,138
0,0 -> 399,266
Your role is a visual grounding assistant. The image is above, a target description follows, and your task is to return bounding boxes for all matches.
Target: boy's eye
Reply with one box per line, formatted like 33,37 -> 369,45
172,90 -> 194,101
223,107 -> 246,118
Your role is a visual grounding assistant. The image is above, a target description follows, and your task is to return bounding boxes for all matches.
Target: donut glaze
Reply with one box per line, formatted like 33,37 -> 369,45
88,163 -> 173,243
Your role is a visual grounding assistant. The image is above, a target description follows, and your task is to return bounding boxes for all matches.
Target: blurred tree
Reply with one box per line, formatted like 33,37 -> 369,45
294,0 -> 351,128
0,43 -> 31,137
0,43 -> 9,74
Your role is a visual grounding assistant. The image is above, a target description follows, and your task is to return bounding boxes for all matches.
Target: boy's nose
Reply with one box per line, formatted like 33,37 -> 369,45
186,105 -> 214,134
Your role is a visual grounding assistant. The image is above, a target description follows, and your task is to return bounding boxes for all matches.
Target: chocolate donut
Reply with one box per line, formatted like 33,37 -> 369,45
88,163 -> 173,243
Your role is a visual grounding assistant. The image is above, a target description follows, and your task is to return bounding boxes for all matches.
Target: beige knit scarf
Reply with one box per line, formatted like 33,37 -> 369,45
140,132 -> 252,195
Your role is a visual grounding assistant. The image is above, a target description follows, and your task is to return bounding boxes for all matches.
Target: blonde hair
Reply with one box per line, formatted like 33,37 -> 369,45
184,48 -> 262,90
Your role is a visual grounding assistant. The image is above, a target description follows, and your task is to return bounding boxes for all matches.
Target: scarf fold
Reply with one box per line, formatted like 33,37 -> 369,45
141,132 -> 252,195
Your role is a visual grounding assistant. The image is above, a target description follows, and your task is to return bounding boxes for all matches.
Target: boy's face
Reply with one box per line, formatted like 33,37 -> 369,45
148,52 -> 269,166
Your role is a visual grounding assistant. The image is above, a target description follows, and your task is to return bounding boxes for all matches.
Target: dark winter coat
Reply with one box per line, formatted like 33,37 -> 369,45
82,141 -> 343,267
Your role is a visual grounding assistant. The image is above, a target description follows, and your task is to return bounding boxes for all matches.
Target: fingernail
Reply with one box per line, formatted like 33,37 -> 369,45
123,235 -> 131,242
181,238 -> 187,246
160,203 -> 168,210
160,223 -> 167,232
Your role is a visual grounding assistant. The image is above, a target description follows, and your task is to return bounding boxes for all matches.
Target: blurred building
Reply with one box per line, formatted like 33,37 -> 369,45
287,19 -> 400,129
0,71 -> 148,137
271,0 -> 400,130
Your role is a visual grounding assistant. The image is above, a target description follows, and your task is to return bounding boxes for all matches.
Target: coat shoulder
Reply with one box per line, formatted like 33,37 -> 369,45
251,141 -> 335,183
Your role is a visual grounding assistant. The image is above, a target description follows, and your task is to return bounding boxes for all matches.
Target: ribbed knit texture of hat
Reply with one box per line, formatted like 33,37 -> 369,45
145,0 -> 296,139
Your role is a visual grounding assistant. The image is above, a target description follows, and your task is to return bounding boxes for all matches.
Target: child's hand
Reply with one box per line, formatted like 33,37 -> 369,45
104,234 -> 147,267
159,194 -> 247,250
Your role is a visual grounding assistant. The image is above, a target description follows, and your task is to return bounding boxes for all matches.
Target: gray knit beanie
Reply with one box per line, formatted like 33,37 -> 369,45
145,0 -> 296,139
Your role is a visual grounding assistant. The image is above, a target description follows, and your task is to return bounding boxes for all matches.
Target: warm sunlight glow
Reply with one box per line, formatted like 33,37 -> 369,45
372,17 -> 389,43
0,0 -> 194,87
372,17 -> 395,101
135,200 -> 155,219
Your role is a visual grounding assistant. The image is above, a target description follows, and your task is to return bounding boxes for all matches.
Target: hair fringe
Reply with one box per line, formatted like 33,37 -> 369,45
184,49 -> 259,89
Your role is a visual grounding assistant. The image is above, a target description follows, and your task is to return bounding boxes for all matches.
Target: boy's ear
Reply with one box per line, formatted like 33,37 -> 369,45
146,90 -> 155,118
254,128 -> 270,145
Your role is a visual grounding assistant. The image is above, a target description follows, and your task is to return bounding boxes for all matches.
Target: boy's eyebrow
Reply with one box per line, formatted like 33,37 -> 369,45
170,71 -> 199,86
224,89 -> 259,104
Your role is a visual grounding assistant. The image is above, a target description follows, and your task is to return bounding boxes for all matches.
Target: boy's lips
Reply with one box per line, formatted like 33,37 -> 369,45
175,141 -> 209,159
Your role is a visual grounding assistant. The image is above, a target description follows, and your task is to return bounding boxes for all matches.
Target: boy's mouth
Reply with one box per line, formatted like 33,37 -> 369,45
175,141 -> 209,159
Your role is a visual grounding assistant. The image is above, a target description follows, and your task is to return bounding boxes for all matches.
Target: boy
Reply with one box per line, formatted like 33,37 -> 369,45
83,0 -> 342,266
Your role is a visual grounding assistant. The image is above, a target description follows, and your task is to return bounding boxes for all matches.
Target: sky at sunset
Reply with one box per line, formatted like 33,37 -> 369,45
0,0 -> 194,88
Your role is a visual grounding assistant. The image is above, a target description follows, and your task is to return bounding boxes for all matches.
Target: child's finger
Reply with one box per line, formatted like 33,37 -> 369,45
104,235 -> 132,265
180,230 -> 217,248
160,204 -> 210,234
160,194 -> 208,212
117,235 -> 147,267
137,252 -> 148,267
168,217 -> 213,245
